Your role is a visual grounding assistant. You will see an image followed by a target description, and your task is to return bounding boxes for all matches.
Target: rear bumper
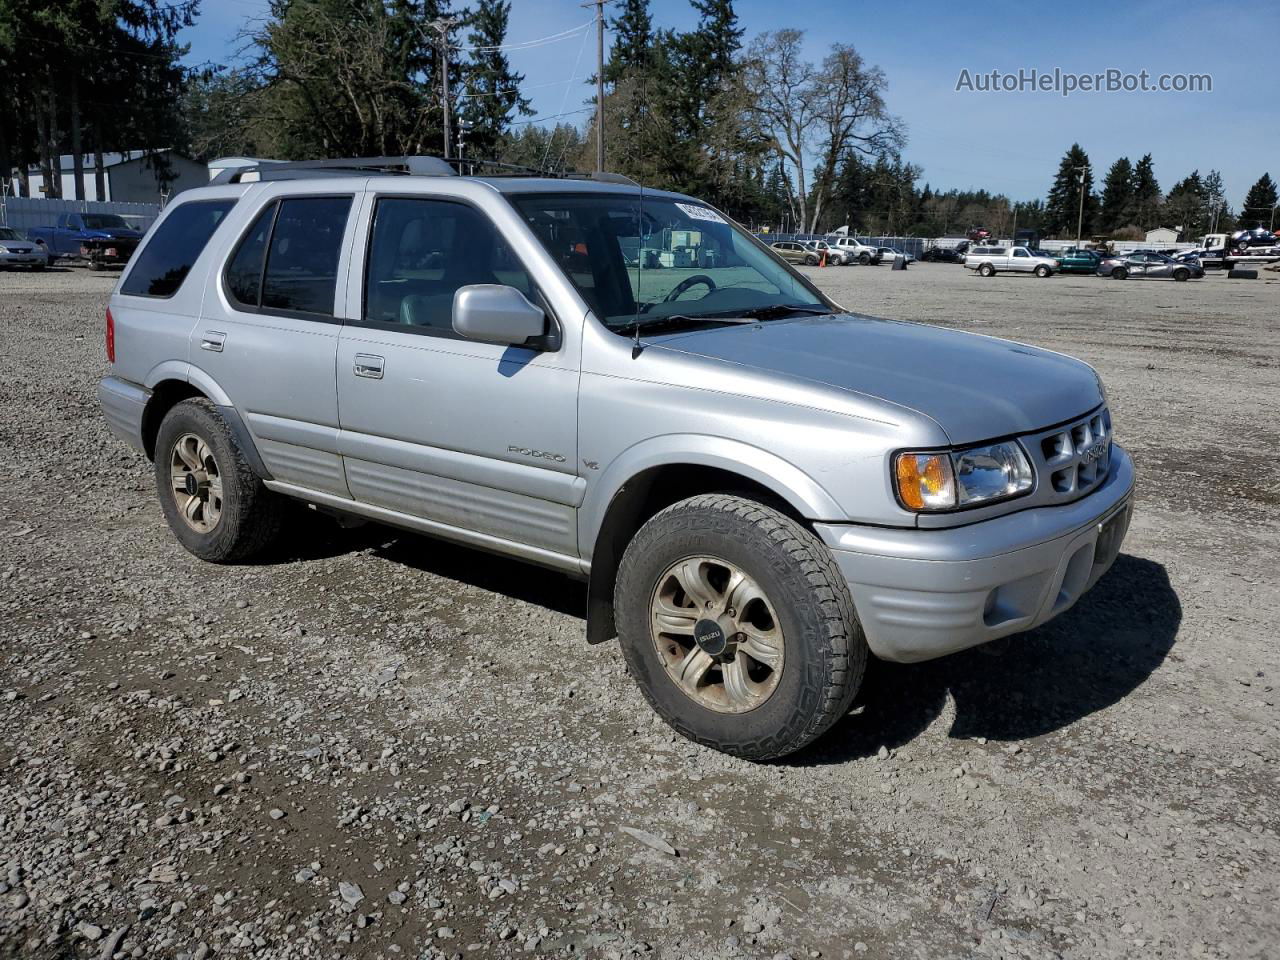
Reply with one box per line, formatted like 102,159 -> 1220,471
816,446 -> 1135,663
99,376 -> 150,453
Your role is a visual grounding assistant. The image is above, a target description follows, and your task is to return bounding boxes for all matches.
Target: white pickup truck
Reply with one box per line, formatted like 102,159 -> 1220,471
963,245 -> 1058,278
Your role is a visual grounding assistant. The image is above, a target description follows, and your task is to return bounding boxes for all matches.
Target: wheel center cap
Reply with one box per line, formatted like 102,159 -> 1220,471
183,473 -> 199,496
694,619 -> 729,658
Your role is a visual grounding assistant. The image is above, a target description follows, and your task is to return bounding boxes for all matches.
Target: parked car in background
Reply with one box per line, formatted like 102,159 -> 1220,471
28,212 -> 144,269
921,239 -> 970,263
826,236 -> 881,264
876,246 -> 915,265
0,227 -> 48,270
963,245 -> 1058,277
1097,251 -> 1203,281
802,239 -> 851,265
1054,248 -> 1103,274
769,240 -> 819,265
97,156 -> 1133,761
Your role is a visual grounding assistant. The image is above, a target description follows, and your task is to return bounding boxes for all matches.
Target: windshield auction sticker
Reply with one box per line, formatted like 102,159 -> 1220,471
675,203 -> 728,224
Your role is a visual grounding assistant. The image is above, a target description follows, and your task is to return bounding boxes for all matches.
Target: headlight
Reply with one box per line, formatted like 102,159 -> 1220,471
0,246 -> 8,253
894,441 -> 1034,511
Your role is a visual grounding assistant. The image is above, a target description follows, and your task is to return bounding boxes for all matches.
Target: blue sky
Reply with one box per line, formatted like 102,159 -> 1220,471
186,0 -> 1279,208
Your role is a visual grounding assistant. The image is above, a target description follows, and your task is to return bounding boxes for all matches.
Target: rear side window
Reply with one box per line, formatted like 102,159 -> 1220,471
223,196 -> 352,317
121,199 -> 236,298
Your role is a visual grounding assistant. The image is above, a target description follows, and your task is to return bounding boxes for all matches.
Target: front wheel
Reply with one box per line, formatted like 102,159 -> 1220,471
1111,267 -> 1128,280
859,253 -> 871,265
804,255 -> 818,265
615,494 -> 867,761
1035,265 -> 1051,277
1173,268 -> 1189,282
155,398 -> 286,563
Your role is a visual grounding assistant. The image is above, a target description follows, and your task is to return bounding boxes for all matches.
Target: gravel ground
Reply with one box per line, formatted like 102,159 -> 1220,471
1,262 -> 1277,960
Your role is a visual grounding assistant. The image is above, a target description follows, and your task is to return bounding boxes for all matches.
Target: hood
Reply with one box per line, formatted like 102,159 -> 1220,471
655,314 -> 1103,446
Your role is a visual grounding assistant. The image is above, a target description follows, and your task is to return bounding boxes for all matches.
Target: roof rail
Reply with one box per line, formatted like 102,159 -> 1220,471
207,154 -> 644,189
210,155 -> 457,185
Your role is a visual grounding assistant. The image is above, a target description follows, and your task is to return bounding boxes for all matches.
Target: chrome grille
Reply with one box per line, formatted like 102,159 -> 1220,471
1030,407 -> 1112,504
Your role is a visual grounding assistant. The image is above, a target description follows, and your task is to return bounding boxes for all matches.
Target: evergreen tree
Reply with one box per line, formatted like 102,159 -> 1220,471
1130,154 -> 1162,229
1162,170 -> 1206,238
1098,157 -> 1133,233
1201,169 -> 1229,232
604,0 -> 652,85
1044,144 -> 1096,239
460,0 -> 532,160
1238,173 -> 1277,229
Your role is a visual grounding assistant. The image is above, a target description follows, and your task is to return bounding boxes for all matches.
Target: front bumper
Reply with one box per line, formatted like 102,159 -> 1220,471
816,446 -> 1135,663
0,251 -> 46,266
99,376 -> 151,453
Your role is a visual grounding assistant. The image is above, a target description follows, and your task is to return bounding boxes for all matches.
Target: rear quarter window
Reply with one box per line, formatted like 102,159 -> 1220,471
120,199 -> 237,298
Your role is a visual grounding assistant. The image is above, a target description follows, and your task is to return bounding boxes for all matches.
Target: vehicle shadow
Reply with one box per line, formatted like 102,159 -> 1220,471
789,553 -> 1181,766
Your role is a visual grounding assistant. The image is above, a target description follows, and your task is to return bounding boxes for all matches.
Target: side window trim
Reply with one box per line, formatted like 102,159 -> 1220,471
350,193 -> 559,348
220,193 -> 353,324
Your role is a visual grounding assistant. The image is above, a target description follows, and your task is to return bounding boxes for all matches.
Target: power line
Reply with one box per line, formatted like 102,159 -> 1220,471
540,20 -> 593,172
453,19 -> 593,53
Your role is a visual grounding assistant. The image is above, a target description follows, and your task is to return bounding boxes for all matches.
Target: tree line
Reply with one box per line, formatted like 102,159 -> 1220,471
1040,143 -> 1277,241
6,0 -> 1275,243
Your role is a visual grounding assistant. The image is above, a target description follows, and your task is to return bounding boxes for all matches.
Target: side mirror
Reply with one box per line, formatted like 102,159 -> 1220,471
452,284 -> 547,347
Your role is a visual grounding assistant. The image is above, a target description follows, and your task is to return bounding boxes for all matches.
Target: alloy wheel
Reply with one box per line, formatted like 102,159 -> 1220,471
169,433 -> 223,533
649,555 -> 784,714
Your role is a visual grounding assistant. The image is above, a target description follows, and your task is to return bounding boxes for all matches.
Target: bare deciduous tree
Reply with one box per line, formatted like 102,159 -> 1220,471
747,30 -> 903,233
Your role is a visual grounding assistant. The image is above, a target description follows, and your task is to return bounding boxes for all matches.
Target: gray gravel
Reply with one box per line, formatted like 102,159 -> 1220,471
1,263 -> 1277,960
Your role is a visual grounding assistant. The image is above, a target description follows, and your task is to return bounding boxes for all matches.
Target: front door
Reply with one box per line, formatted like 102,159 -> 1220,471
335,193 -> 581,561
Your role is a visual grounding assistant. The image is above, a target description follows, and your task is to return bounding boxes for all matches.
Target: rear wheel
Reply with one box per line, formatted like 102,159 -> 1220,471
1111,267 -> 1128,280
155,398 -> 285,563
615,494 -> 867,761
978,263 -> 995,277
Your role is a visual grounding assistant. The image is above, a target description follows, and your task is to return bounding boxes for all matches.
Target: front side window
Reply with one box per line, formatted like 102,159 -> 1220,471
362,197 -> 532,332
223,196 -> 352,316
120,199 -> 236,298
511,193 -> 828,333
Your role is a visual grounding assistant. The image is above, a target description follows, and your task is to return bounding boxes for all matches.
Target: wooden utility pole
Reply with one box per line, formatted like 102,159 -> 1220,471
583,0 -> 606,172
429,17 -> 460,159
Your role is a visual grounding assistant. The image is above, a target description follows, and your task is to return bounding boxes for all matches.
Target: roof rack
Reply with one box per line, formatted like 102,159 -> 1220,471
209,155 -> 641,188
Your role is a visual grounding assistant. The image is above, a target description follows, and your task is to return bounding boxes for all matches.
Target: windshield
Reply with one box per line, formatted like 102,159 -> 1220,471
511,193 -> 828,331
0,228 -> 20,240
82,215 -> 129,230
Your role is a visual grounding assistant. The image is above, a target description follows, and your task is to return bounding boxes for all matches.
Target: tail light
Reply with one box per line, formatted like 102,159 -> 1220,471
106,307 -> 115,363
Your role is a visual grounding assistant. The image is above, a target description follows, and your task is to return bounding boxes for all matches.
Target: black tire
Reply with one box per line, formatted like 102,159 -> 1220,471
1173,268 -> 1189,282
978,263 -> 995,277
1035,264 -> 1051,277
87,261 -> 102,271
614,494 -> 868,761
1111,267 -> 1128,280
859,252 -> 871,265
32,265 -> 46,272
154,398 -> 285,563
804,255 -> 818,265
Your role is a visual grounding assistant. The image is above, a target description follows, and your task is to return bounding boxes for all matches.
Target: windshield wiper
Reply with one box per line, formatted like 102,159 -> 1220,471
626,314 -> 762,334
731,304 -> 833,320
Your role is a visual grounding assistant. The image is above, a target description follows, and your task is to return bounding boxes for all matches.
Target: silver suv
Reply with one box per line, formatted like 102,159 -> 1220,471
98,157 -> 1134,760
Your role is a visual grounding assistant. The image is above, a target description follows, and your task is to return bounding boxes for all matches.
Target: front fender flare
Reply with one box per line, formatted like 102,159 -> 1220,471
578,434 -> 844,563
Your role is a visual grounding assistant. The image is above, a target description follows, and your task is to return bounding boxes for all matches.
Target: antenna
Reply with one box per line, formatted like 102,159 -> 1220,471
632,178 -> 644,359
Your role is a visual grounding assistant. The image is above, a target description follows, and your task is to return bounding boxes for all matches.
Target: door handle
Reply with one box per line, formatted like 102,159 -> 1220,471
200,331 -> 226,353
353,354 -> 385,380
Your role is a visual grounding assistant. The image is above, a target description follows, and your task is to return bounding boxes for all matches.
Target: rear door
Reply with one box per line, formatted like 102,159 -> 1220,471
334,189 -> 581,560
194,188 -> 358,498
